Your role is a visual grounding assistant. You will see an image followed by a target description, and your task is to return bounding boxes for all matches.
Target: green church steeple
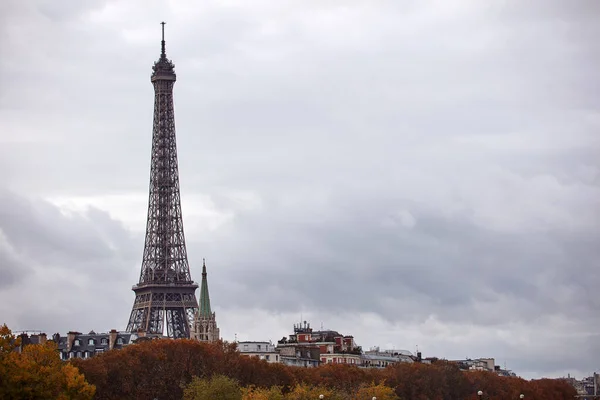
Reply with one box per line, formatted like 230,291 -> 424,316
199,259 -> 212,317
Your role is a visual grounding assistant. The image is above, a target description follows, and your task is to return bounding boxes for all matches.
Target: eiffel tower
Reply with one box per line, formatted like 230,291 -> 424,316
126,22 -> 198,338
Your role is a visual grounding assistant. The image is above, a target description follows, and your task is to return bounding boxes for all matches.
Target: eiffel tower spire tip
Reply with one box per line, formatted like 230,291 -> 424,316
160,21 -> 166,56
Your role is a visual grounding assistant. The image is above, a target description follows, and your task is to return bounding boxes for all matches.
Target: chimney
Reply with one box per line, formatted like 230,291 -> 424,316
66,331 -> 78,352
39,333 -> 47,344
109,329 -> 118,350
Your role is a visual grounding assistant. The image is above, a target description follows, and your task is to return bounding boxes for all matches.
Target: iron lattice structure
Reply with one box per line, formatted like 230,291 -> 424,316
126,23 -> 198,338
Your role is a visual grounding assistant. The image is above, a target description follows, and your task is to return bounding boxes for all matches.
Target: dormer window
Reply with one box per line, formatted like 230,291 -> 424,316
101,338 -> 108,345
73,339 -> 80,346
116,338 -> 123,345
88,339 -> 95,345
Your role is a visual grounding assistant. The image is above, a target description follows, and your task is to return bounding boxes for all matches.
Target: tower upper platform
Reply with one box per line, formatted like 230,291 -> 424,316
151,22 -> 176,82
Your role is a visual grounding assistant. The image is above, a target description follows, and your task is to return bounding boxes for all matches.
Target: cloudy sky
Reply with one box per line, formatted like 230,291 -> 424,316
1,0 -> 599,379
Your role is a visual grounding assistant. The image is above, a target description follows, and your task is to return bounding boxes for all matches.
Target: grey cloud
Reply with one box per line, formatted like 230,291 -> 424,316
208,195 -> 598,325
0,191 -> 140,332
1,0 -> 599,379
0,190 -> 138,268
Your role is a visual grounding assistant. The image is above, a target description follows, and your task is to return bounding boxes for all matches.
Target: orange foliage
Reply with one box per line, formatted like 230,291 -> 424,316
0,326 -> 95,400
353,382 -> 400,400
70,338 -> 576,400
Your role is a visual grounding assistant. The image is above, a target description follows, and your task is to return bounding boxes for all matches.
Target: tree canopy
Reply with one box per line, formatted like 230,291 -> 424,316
0,324 -> 95,400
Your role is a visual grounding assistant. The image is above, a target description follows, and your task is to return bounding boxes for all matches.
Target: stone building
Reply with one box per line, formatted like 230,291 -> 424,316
237,341 -> 280,363
191,260 -> 220,342
278,321 -> 362,366
54,330 -> 133,360
278,344 -> 321,367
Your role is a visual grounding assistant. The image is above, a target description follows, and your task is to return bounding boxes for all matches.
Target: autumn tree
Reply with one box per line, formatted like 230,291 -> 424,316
0,325 -> 95,400
242,385 -> 286,400
285,383 -> 346,400
354,382 -> 400,400
70,337 -> 578,400
183,374 -> 242,400
0,324 -> 21,354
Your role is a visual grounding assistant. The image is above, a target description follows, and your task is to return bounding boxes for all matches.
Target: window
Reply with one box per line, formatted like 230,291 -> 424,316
116,338 -> 123,345
257,344 -> 261,350
76,351 -> 82,358
101,338 -> 108,345
276,355 -> 278,361
88,339 -> 95,345
69,352 -> 74,359
74,339 -> 80,346
265,355 -> 270,361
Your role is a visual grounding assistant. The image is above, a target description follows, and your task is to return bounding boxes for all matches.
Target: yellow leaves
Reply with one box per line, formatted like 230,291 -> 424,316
0,325 -> 95,400
285,384 -> 346,400
183,374 -> 242,400
0,323 -> 21,354
354,382 -> 400,400
62,363 -> 97,400
242,385 -> 285,400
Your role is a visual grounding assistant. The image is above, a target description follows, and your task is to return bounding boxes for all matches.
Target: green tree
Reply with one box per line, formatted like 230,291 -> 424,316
183,374 -> 242,400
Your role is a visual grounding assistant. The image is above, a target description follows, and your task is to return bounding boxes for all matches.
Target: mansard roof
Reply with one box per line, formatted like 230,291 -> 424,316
56,332 -> 133,353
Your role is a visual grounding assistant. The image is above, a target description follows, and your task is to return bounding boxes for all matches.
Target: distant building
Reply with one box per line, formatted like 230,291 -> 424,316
567,373 -> 599,396
277,344 -> 321,367
450,357 -> 496,372
237,341 -> 280,363
362,347 -> 414,368
16,331 -> 48,352
277,321 -> 362,366
494,365 -> 517,377
54,330 -> 133,360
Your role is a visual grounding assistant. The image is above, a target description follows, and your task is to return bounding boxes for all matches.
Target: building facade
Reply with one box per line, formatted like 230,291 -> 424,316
54,330 -> 133,360
277,344 -> 321,367
278,321 -> 362,366
450,357 -> 496,372
237,341 -> 280,363
362,347 -> 414,368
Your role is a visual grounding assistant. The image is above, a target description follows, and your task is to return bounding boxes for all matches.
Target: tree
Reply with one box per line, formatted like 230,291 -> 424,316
241,385 -> 285,400
0,324 -> 20,354
183,375 -> 242,400
0,326 -> 95,400
285,383 -> 346,400
354,382 -> 400,400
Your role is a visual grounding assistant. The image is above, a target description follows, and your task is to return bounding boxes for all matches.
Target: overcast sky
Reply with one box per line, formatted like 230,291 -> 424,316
1,0 -> 599,380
